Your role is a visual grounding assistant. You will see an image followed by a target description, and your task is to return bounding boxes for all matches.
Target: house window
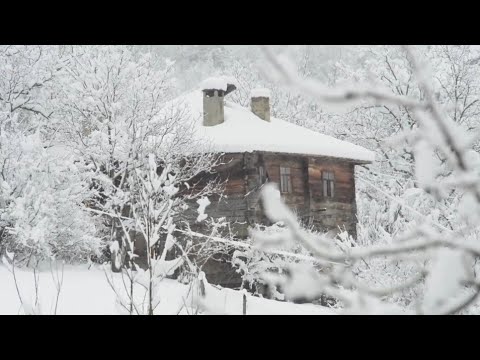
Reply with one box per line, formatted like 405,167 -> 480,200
259,166 -> 266,183
280,167 -> 292,193
322,171 -> 335,198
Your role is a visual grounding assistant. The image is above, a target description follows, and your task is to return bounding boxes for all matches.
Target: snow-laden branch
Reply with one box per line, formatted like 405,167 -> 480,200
258,45 -> 480,314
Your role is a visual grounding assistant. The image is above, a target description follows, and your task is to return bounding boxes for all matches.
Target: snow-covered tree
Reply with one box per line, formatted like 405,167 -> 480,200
0,131 -> 101,265
51,45 -> 223,271
0,45 -> 101,266
251,45 -> 480,314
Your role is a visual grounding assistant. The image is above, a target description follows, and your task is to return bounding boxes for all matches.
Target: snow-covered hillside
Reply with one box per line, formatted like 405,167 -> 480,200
0,265 -> 335,315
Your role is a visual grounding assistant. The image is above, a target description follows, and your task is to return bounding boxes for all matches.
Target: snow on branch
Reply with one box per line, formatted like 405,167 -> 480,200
249,46 -> 480,313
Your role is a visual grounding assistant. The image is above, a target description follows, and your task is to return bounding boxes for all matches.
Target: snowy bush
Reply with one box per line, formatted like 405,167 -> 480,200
233,223 -> 318,300
232,221 -> 421,309
0,132 -> 102,265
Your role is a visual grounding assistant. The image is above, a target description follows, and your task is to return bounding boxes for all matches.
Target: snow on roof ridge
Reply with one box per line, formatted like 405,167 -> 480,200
200,76 -> 238,91
250,88 -> 271,98
166,89 -> 375,163
224,100 -> 250,112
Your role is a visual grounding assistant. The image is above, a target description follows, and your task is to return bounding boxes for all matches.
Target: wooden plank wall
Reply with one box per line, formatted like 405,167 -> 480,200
259,153 -> 358,236
183,151 -> 359,239
262,153 -> 310,218
182,153 -> 251,238
175,151 -> 360,288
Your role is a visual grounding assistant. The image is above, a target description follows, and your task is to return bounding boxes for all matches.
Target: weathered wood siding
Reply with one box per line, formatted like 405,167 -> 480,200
238,153 -> 358,236
306,157 -> 357,236
184,152 -> 356,238
180,153 -> 249,288
262,153 -> 310,219
189,151 -> 360,238
182,153 -> 250,238
177,151 -> 360,287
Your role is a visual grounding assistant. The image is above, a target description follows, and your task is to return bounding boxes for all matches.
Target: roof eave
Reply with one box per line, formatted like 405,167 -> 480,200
218,150 -> 373,164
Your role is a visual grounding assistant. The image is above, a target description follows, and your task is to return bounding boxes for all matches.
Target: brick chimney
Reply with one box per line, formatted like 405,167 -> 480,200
250,88 -> 271,122
201,77 -> 236,127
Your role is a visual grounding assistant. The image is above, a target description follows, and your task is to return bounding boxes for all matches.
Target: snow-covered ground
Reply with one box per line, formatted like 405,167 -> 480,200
0,265 -> 335,315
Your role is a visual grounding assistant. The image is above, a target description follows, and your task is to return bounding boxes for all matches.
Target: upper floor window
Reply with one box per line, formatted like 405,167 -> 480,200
280,166 -> 292,193
322,171 -> 335,198
259,166 -> 266,183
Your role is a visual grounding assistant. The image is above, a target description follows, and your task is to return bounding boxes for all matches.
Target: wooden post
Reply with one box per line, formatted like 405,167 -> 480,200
199,279 -> 206,297
199,272 -> 206,297
242,290 -> 247,315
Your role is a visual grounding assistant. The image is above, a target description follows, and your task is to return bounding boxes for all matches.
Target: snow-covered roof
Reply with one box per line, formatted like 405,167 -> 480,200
250,88 -> 271,98
200,76 -> 238,91
169,90 -> 375,163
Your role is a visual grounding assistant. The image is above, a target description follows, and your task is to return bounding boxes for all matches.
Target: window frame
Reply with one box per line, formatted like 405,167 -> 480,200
322,170 -> 335,198
259,165 -> 266,183
280,166 -> 292,193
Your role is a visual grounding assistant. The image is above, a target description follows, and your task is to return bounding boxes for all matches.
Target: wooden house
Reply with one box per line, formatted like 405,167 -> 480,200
162,77 -> 374,287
